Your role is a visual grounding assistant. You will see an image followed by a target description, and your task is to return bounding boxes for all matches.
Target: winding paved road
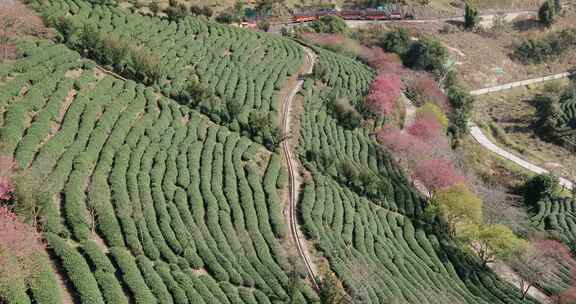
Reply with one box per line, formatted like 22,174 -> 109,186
469,122 -> 573,190
468,72 -> 576,191
281,46 -> 319,291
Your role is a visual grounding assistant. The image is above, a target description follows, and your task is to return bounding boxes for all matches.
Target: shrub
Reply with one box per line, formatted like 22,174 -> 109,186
81,240 -> 116,273
515,29 -> 576,64
93,270 -> 129,304
524,173 -> 560,206
28,254 -> 63,304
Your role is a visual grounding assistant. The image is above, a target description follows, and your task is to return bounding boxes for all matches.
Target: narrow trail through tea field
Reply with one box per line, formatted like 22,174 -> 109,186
281,46 -> 320,291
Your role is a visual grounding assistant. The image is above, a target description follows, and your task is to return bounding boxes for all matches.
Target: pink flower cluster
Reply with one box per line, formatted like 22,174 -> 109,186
365,73 -> 404,117
407,111 -> 443,141
361,48 -> 407,75
377,115 -> 463,192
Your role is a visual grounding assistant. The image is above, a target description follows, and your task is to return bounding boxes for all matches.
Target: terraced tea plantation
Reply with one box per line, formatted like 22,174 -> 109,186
0,40 -> 316,304
530,198 -> 576,294
297,48 -> 537,304
557,91 -> 576,148
0,0 -> 559,302
532,198 -> 576,247
32,0 -> 303,143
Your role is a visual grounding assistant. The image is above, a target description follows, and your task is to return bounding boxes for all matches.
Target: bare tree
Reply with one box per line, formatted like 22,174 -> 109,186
506,238 -> 575,300
476,182 -> 527,231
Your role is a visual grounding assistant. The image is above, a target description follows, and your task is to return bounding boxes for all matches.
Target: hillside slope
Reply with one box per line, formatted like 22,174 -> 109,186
296,48 -> 539,304
0,39 -> 317,303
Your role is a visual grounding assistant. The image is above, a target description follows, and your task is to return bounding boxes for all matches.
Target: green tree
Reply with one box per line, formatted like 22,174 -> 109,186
539,0 -> 557,27
534,92 -> 561,139
311,15 -> 347,34
460,223 -> 527,266
233,0 -> 245,20
430,184 -> 483,237
464,2 -> 479,30
403,38 -> 449,76
78,23 -> 100,58
524,173 -> 560,206
446,84 -> 474,138
378,28 -> 411,56
130,48 -> 163,85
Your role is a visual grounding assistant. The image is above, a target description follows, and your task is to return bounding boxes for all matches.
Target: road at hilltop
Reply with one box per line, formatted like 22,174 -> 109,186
270,10 -> 537,32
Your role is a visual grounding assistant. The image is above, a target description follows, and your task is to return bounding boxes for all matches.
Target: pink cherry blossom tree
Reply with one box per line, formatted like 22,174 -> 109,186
365,73 -> 404,117
376,124 -> 431,158
412,158 -> 465,191
361,48 -> 408,75
407,112 -> 443,142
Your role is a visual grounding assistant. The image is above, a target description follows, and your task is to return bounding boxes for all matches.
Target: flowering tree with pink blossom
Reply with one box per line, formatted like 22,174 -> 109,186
365,73 -> 404,117
412,158 -> 465,192
376,125 -> 431,158
406,75 -> 450,111
0,206 -> 44,297
407,112 -> 444,142
361,48 -> 408,75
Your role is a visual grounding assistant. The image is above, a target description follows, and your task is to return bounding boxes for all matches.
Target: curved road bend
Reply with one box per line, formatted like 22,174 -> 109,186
281,46 -> 319,291
468,71 -> 576,191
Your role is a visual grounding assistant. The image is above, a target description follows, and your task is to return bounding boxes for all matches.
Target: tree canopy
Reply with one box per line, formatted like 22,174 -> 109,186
430,184 -> 483,236
539,0 -> 557,27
